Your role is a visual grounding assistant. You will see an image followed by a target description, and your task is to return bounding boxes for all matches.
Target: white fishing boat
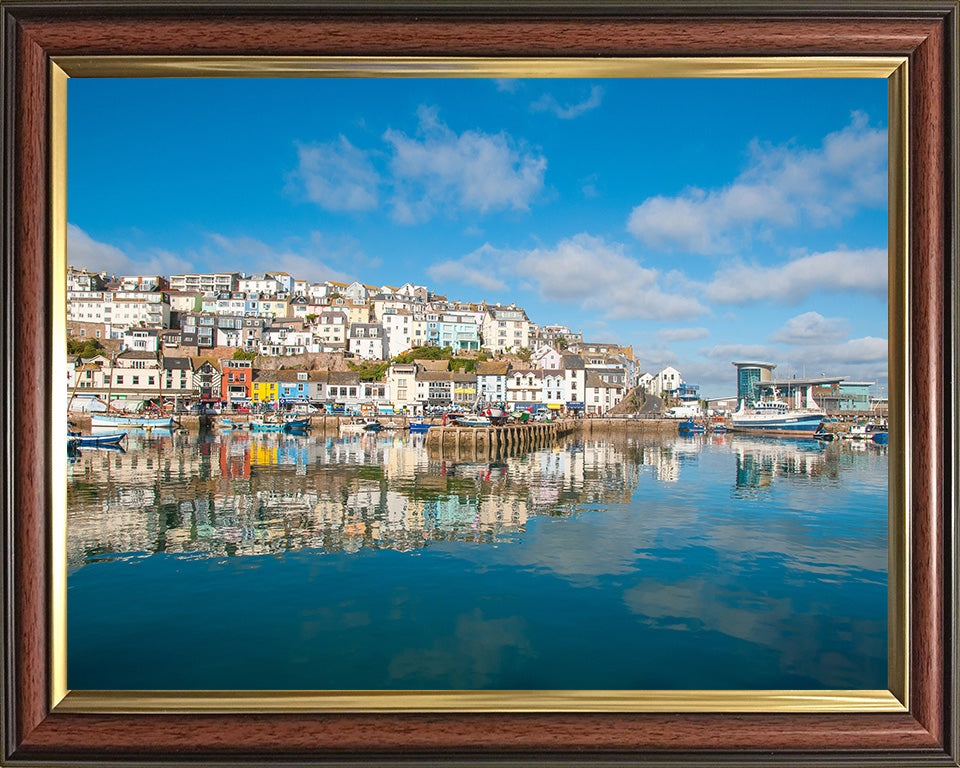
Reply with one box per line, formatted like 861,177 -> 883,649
339,418 -> 382,434
455,414 -> 491,427
728,398 -> 824,437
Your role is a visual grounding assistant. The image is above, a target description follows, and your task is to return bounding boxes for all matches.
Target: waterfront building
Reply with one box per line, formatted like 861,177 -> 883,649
732,361 -> 777,405
705,396 -> 739,414
560,353 -> 587,413
584,371 -> 625,415
542,371 -> 566,411
251,370 -> 279,406
506,369 -> 542,410
220,359 -> 253,407
191,357 -> 221,403
813,380 -> 875,412
323,372 -> 363,412
416,371 -> 455,410
451,372 -> 478,407
387,362 -> 419,413
276,370 -> 312,407
161,356 -> 194,406
755,375 -> 844,410
476,360 -> 511,404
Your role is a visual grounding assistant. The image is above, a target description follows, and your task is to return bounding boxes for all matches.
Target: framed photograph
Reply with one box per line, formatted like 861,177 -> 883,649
2,2 -> 957,766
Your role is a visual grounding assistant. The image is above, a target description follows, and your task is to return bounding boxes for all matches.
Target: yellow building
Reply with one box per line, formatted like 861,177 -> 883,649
251,370 -> 279,405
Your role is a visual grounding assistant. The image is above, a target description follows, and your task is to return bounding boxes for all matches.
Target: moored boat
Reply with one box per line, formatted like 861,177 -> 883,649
455,414 -> 491,427
678,419 -> 706,434
408,421 -> 432,434
340,418 -> 382,434
69,431 -> 126,447
91,413 -> 174,429
728,398 -> 824,437
282,416 -> 311,431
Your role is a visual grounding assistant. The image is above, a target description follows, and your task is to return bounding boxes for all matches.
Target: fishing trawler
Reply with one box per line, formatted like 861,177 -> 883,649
728,398 -> 824,437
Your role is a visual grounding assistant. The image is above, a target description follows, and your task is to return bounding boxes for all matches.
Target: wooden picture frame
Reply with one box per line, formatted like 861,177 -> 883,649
1,2 -> 957,765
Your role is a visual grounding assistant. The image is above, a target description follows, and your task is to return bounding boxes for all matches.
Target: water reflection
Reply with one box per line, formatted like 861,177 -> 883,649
68,431 -> 885,565
67,431 -> 888,690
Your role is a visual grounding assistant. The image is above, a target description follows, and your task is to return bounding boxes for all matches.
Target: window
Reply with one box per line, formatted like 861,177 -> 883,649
132,376 -> 139,385
148,376 -> 155,386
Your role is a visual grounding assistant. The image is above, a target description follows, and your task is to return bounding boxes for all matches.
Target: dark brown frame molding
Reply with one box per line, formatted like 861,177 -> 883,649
1,2 -> 957,765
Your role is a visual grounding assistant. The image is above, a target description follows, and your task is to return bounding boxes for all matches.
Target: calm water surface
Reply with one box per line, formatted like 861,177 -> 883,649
67,429 -> 887,690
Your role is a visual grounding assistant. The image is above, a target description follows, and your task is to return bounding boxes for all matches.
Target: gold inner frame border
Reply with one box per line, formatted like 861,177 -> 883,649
48,55 -> 910,715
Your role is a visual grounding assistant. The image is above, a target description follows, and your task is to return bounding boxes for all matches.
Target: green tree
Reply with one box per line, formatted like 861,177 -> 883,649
516,348 -> 532,362
232,348 -> 257,361
556,336 -> 568,350
66,337 -> 104,357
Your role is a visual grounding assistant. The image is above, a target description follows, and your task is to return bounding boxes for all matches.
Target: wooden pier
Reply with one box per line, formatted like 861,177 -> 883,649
425,421 -> 573,457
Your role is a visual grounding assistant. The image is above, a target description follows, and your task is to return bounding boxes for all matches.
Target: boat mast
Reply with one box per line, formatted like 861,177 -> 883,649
106,352 -> 115,412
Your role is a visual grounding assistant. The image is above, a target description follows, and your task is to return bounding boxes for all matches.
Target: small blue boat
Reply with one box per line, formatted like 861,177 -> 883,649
250,422 -> 284,432
408,421 -> 432,434
678,420 -> 706,434
283,416 -> 311,431
871,432 -> 888,445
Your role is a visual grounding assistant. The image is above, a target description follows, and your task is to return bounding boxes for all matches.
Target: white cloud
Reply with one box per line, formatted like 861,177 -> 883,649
428,246 -> 508,293
290,135 -> 380,212
530,85 -> 604,119
67,224 -> 193,276
627,113 -> 887,253
705,247 -> 887,304
769,311 -> 849,345
430,234 -> 704,321
384,106 -> 546,223
659,327 -> 709,342
201,234 -> 355,284
698,343 -> 779,361
494,78 -> 519,93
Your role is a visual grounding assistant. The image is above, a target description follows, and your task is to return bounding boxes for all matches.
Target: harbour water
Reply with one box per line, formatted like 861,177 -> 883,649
67,429 -> 887,691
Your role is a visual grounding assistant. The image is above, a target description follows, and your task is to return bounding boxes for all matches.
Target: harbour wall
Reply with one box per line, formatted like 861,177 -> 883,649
69,413 -> 680,436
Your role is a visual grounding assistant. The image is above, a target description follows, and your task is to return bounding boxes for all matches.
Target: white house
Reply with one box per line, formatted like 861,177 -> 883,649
532,345 -> 563,370
347,323 -> 387,360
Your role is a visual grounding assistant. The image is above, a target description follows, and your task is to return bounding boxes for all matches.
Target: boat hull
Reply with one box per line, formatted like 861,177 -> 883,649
73,432 -> 126,447
91,414 -> 174,428
727,412 -> 824,437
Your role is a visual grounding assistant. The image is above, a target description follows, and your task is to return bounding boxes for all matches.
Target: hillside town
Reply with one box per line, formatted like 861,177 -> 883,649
66,267 -> 697,417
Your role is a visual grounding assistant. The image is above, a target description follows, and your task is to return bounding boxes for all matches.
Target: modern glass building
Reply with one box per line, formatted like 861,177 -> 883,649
732,361 -> 776,405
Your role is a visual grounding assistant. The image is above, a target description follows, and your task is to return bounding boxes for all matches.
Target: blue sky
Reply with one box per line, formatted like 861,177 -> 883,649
67,77 -> 888,398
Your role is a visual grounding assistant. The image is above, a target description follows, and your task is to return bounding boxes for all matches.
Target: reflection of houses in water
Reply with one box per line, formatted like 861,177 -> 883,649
67,432 -> 706,565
